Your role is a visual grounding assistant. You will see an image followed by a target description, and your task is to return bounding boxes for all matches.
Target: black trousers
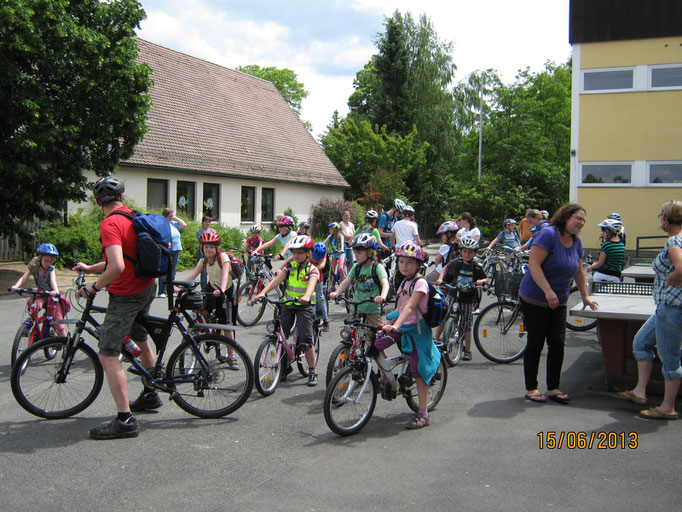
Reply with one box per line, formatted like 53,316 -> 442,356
520,298 -> 567,391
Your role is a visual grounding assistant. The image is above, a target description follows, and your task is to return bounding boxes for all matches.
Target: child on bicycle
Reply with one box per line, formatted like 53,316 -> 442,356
585,218 -> 625,282
331,234 -> 389,326
487,218 -> 521,255
297,221 -> 311,236
245,225 -> 264,255
325,222 -> 346,285
379,242 -> 442,429
255,235 -> 320,386
436,238 -> 488,361
427,221 -> 459,282
252,215 -> 295,261
182,231 -> 239,368
11,243 -> 68,337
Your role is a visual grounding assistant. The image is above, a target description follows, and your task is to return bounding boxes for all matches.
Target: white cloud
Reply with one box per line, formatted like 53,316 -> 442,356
138,0 -> 572,137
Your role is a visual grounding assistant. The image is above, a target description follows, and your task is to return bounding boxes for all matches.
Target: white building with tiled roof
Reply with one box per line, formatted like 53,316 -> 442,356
83,39 -> 348,226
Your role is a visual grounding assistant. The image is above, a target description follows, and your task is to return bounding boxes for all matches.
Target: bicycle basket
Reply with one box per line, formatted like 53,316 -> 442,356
179,292 -> 205,310
494,270 -> 523,299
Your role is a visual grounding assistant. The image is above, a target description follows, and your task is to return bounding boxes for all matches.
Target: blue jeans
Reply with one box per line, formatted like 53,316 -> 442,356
633,304 -> 682,380
315,281 -> 327,320
158,250 -> 180,295
344,247 -> 354,267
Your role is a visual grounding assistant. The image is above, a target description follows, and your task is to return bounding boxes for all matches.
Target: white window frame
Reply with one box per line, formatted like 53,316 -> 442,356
646,161 -> 682,187
581,67 -> 635,94
579,162 -> 634,187
649,63 -> 682,91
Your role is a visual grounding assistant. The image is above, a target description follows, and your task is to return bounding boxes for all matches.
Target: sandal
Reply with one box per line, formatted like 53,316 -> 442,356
525,392 -> 546,403
639,407 -> 678,420
406,413 -> 430,429
615,389 -> 647,405
547,392 -> 571,404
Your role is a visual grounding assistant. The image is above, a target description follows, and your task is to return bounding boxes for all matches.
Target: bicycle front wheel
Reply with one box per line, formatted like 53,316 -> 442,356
11,337 -> 103,419
167,335 -> 254,418
325,343 -> 352,386
565,285 -> 598,331
254,337 -> 283,396
11,323 -> 33,367
236,281 -> 266,326
441,317 -> 463,367
405,356 -> 448,413
473,301 -> 526,363
324,365 -> 377,436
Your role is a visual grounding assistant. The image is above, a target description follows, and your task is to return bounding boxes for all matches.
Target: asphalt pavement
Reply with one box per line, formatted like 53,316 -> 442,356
0,269 -> 680,511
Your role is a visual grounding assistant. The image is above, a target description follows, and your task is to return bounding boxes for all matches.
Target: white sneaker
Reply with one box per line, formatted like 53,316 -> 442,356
158,293 -> 167,298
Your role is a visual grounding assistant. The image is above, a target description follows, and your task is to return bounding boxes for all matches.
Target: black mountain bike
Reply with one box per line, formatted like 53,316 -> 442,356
11,274 -> 254,419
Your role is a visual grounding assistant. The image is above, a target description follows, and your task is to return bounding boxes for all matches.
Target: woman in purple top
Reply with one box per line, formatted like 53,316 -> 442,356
519,203 -> 598,404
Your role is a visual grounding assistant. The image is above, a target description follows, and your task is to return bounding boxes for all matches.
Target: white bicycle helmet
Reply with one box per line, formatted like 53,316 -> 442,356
365,210 -> 379,221
289,235 -> 314,250
393,198 -> 406,212
598,218 -> 622,234
351,233 -> 378,249
607,212 -> 622,221
504,218 -> 517,226
402,205 -> 415,216
460,238 -> 479,250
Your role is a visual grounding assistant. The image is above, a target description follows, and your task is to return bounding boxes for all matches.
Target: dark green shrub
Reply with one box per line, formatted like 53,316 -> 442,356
310,198 -> 357,238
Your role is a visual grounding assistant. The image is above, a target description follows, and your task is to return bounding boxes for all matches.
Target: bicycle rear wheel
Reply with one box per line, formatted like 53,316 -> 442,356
167,335 -> 253,418
254,337 -> 283,396
565,285 -> 598,331
11,337 -> 103,419
405,356 -> 448,413
324,365 -> 377,436
325,343 -> 352,386
441,317 -> 464,367
297,320 -> 321,377
473,301 -> 526,363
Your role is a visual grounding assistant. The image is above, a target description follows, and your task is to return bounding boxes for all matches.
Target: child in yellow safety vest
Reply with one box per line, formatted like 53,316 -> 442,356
255,235 -> 320,386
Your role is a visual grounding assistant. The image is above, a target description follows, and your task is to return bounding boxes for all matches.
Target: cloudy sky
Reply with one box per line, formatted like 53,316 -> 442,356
137,0 -> 572,138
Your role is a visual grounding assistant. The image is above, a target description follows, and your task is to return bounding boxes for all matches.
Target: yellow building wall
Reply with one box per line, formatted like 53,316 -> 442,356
579,91 -> 682,161
577,188 -> 672,252
581,36 -> 682,68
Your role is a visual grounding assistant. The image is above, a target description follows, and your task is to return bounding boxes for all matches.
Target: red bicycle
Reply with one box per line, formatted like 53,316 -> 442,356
10,288 -> 62,367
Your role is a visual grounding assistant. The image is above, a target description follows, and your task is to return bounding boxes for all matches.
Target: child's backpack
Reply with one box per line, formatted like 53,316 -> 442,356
399,276 -> 446,328
110,210 -> 171,278
203,250 -> 243,280
350,261 -> 382,290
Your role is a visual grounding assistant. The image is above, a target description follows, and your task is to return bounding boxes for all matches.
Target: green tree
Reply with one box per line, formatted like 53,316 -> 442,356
320,118 -> 427,209
450,61 -> 572,237
0,0 -> 152,240
236,64 -> 309,117
346,11 -> 457,230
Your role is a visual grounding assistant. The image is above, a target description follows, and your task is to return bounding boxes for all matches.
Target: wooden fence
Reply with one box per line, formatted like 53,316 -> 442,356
0,221 -> 40,262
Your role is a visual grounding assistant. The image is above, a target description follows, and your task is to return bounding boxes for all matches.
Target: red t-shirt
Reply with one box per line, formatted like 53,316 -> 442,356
100,206 -> 155,296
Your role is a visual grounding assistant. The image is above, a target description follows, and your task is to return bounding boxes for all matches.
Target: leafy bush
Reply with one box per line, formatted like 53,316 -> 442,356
37,209 -> 102,268
179,221 -> 244,270
310,198 -> 358,238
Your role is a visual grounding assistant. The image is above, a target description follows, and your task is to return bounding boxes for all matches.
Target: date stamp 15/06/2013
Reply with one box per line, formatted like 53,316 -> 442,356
537,431 -> 638,450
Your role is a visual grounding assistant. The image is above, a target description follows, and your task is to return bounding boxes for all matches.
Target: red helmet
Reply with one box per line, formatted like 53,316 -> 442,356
199,232 -> 221,245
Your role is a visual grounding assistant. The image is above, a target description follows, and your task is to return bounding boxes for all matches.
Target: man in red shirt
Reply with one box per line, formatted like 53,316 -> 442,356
74,176 -> 159,439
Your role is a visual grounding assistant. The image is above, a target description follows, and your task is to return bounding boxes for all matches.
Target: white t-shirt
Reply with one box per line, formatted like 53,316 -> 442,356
341,220 -> 355,242
436,243 -> 450,273
458,227 -> 481,242
393,219 -> 419,247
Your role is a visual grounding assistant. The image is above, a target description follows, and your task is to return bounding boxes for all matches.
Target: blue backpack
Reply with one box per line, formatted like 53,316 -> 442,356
110,210 -> 172,278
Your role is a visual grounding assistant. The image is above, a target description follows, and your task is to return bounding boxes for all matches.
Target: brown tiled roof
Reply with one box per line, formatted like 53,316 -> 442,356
123,39 -> 348,189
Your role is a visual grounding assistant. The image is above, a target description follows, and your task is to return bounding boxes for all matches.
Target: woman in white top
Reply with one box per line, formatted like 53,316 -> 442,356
341,210 -> 355,266
455,212 -> 480,244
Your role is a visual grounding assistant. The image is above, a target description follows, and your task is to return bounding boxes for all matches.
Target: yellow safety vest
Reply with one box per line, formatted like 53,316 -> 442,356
284,260 -> 317,305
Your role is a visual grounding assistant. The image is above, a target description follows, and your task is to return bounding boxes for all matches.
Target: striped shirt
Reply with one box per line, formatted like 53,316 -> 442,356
600,240 -> 625,273
653,236 -> 682,306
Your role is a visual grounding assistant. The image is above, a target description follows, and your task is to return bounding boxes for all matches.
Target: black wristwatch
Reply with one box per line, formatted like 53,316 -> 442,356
91,282 -> 100,293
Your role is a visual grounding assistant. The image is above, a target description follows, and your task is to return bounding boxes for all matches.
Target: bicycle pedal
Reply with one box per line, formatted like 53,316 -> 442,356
398,374 -> 413,388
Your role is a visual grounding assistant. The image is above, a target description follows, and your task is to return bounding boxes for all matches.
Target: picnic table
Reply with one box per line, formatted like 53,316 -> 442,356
570,282 -> 680,396
621,265 -> 655,283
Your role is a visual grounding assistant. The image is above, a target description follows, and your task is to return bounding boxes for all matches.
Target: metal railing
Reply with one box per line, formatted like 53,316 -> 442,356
635,235 -> 667,257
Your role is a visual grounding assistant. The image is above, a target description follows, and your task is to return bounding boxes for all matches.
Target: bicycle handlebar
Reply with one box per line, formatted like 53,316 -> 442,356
333,296 -> 384,306
8,287 -> 53,296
